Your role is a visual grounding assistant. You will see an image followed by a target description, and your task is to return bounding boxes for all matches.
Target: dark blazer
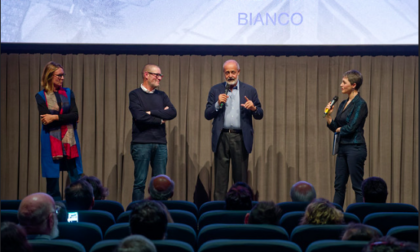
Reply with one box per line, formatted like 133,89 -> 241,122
205,81 -> 263,153
327,94 -> 368,144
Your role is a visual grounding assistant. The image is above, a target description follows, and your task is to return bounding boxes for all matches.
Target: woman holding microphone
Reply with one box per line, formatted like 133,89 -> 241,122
325,70 -> 368,207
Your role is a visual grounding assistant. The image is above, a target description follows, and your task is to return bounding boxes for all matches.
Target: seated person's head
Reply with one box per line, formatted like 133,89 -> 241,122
1,222 -> 32,252
245,201 -> 282,225
341,223 -> 381,241
363,236 -> 418,252
18,192 -> 59,239
54,201 -> 68,222
117,234 -> 157,252
127,200 -> 174,223
232,181 -> 254,200
79,176 -> 109,200
361,177 -> 388,203
148,174 -> 175,200
225,182 -> 253,210
290,181 -> 316,202
130,200 -> 168,240
65,180 -> 94,211
300,198 -> 344,225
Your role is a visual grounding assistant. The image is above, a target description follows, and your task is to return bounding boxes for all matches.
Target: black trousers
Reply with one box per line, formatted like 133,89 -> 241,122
214,131 -> 249,200
46,159 -> 80,201
333,143 -> 367,207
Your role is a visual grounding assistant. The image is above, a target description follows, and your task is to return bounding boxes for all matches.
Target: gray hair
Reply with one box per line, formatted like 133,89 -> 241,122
290,181 -> 316,202
118,234 -> 157,252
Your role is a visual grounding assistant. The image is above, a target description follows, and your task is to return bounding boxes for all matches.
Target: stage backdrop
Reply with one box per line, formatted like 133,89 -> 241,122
1,53 -> 418,209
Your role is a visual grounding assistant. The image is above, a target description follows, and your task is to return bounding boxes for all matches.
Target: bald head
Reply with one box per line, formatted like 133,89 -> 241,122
18,193 -> 57,236
290,181 -> 316,202
148,175 -> 175,200
223,60 -> 240,71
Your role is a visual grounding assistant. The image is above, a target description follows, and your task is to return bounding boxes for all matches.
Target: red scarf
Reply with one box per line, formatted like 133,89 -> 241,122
44,89 -> 79,160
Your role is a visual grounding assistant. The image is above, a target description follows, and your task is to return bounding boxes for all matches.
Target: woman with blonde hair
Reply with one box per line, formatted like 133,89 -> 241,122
35,61 -> 83,200
300,198 -> 345,225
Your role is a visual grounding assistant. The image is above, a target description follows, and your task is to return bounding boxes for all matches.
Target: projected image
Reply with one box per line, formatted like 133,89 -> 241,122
1,0 -> 418,45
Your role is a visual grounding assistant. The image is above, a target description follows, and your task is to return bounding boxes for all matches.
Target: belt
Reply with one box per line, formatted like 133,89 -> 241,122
222,129 -> 242,134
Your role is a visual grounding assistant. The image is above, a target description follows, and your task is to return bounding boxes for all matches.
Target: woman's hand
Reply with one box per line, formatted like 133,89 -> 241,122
336,127 -> 341,133
325,102 -> 334,116
41,114 -> 58,125
325,102 -> 334,124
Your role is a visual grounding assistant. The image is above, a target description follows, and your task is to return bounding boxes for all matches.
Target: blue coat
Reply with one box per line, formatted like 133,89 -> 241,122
37,88 -> 83,178
205,81 -> 263,153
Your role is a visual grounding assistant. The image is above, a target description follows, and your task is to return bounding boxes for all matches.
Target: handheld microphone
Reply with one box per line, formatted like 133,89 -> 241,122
324,96 -> 338,117
220,85 -> 230,109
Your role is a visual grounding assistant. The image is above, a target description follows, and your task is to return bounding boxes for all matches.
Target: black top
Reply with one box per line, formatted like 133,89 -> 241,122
327,94 -> 368,145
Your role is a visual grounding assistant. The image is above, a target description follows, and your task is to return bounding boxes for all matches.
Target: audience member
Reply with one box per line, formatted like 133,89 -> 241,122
18,192 -> 60,240
54,201 -> 68,222
130,200 -> 168,240
300,198 -> 344,225
148,174 -> 175,200
363,236 -> 418,252
341,223 -> 381,241
233,181 -> 255,200
225,182 -> 253,210
244,201 -> 282,225
117,234 -> 157,252
79,175 -> 109,200
362,176 -> 388,203
65,179 -> 95,211
127,199 -> 174,223
290,181 -> 316,202
1,222 -> 32,252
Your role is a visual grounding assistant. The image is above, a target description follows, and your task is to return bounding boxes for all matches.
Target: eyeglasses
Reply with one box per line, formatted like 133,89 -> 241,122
148,72 -> 163,78
52,205 -> 61,214
55,74 -> 66,78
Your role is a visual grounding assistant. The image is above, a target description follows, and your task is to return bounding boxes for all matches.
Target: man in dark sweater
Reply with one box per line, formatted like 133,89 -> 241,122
129,64 -> 177,201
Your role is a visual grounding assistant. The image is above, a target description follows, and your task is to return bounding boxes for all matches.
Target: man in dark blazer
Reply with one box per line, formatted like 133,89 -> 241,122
205,59 -> 263,200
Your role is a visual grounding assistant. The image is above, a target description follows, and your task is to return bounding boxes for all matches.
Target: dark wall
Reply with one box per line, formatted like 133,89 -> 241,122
1,43 -> 417,56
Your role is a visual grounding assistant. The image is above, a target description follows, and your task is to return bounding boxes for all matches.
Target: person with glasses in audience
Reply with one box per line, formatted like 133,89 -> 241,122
35,61 -> 83,201
129,64 -> 177,201
205,59 -> 263,200
18,193 -> 60,240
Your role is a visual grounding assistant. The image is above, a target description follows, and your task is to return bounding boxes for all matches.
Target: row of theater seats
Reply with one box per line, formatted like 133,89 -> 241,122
2,200 -> 418,251
2,199 -> 418,220
21,224 -> 420,252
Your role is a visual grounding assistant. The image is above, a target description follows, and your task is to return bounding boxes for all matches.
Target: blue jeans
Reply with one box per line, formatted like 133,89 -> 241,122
131,143 -> 167,201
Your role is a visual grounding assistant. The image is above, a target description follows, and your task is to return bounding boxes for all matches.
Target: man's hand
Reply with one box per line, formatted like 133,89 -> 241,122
218,94 -> 229,105
241,96 -> 256,111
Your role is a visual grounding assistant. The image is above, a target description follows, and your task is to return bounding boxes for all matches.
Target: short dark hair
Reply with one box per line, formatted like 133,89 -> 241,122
65,180 -> 94,211
130,201 -> 168,240
233,181 -> 254,200
361,177 -> 388,203
341,223 -> 381,241
363,236 -> 418,252
79,176 -> 108,200
55,201 -> 68,222
248,201 -> 282,225
225,183 -> 253,210
1,222 -> 32,252
343,70 -> 363,90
